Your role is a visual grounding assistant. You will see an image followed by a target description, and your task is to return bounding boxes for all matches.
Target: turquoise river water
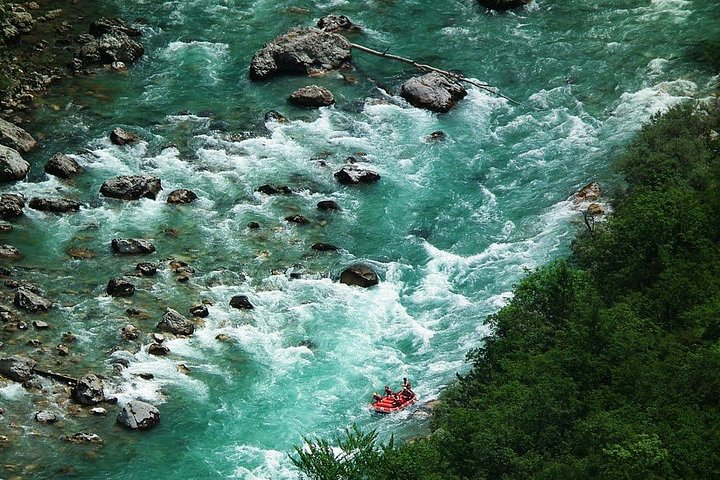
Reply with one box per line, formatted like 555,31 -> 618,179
1,0 -> 719,478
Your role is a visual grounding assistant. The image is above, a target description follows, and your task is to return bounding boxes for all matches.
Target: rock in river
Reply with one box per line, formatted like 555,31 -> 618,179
107,278 -> 135,297
156,308 -> 194,336
400,72 -> 467,113
64,433 -> 103,444
0,355 -> 36,382
0,244 -> 22,260
289,85 -> 335,108
477,0 -> 531,10
229,295 -> 254,310
109,127 -> 140,145
117,400 -> 160,430
0,145 -> 29,182
14,288 -> 52,312
111,238 -> 156,255
249,27 -> 352,80
334,166 -> 380,185
0,194 -> 24,220
44,154 -> 82,179
167,189 -> 198,204
72,374 -> 105,405
0,118 -> 37,153
100,175 -> 162,200
340,264 -> 379,288
29,197 -> 81,213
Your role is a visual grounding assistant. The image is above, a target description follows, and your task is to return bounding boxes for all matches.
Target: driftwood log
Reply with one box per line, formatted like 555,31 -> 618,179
350,42 -> 520,105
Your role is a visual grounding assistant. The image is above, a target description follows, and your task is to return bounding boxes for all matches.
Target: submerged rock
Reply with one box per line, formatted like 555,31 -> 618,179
0,145 -> 30,182
111,238 -> 156,255
156,308 -> 194,336
107,278 -> 135,297
0,244 -> 22,260
100,175 -> 162,200
44,154 -> 82,179
477,0 -> 531,10
317,200 -> 340,211
167,189 -> 198,204
28,197 -> 81,213
0,118 -> 37,153
312,242 -> 339,252
285,214 -> 310,225
110,127 -> 139,145
400,72 -> 467,113
64,433 -> 103,444
0,355 -> 36,382
249,27 -> 352,80
289,85 -> 335,108
72,374 -> 105,405
0,194 -> 24,220
67,247 -> 96,259
229,295 -> 254,310
35,411 -> 57,424
117,400 -> 160,430
340,264 -> 379,287
334,166 -> 380,185
14,289 -> 52,312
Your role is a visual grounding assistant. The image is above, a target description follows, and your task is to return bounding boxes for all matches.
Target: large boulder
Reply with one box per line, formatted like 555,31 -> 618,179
0,194 -> 24,220
107,278 -> 135,297
289,85 -> 335,108
340,264 -> 379,287
0,355 -> 36,382
100,175 -> 162,200
28,197 -> 82,213
400,72 -> 467,113
156,308 -> 194,336
249,27 -> 352,80
334,166 -> 380,185
0,118 -> 37,153
167,189 -> 198,204
477,0 -> 531,10
0,145 -> 30,182
44,154 -> 82,178
72,374 -> 105,405
0,244 -> 22,260
117,400 -> 160,430
14,288 -> 52,312
111,238 -> 156,255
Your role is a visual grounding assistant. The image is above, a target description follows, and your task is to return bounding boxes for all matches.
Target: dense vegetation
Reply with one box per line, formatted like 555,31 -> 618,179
293,100 -> 720,479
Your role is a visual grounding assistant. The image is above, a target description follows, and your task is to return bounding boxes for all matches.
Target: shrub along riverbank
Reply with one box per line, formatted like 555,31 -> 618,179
293,99 -> 720,479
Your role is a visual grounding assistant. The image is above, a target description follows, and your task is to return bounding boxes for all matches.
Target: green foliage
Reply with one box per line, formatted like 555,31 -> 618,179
291,101 -> 720,479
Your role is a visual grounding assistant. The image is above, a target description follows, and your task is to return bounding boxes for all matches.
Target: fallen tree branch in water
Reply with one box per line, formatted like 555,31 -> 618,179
349,42 -> 521,105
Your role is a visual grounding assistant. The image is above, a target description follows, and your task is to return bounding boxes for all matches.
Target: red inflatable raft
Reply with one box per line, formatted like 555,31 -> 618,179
371,393 -> 418,413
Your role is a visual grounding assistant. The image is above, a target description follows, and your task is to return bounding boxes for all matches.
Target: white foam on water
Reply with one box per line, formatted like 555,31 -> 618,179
0,382 -> 28,401
231,445 -> 296,480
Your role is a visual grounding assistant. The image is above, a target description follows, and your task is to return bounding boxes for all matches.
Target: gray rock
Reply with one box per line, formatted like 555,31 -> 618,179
167,189 -> 198,204
76,31 -> 144,65
117,400 -> 160,430
44,154 -> 82,178
0,145 -> 30,182
109,128 -> 139,145
32,320 -> 49,329
91,407 -> 107,415
317,200 -> 340,211
230,295 -> 254,310
289,85 -> 335,108
285,214 -> 310,225
400,72 -> 467,113
156,308 -> 194,336
317,14 -> 359,33
111,238 -> 156,255
256,184 -> 292,195
107,278 -> 135,297
28,197 -> 81,213
334,166 -> 380,185
35,411 -> 57,424
340,264 -> 379,287
0,222 -> 12,232
135,262 -> 157,276
249,28 -> 352,80
0,356 -> 36,382
0,244 -> 22,260
478,0 -> 531,10
0,118 -> 37,153
64,433 -> 103,444
189,304 -> 209,318
121,324 -> 139,340
14,289 -> 52,312
0,194 -> 24,220
100,175 -> 162,200
89,17 -> 142,38
148,343 -> 170,355
71,374 -> 105,405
